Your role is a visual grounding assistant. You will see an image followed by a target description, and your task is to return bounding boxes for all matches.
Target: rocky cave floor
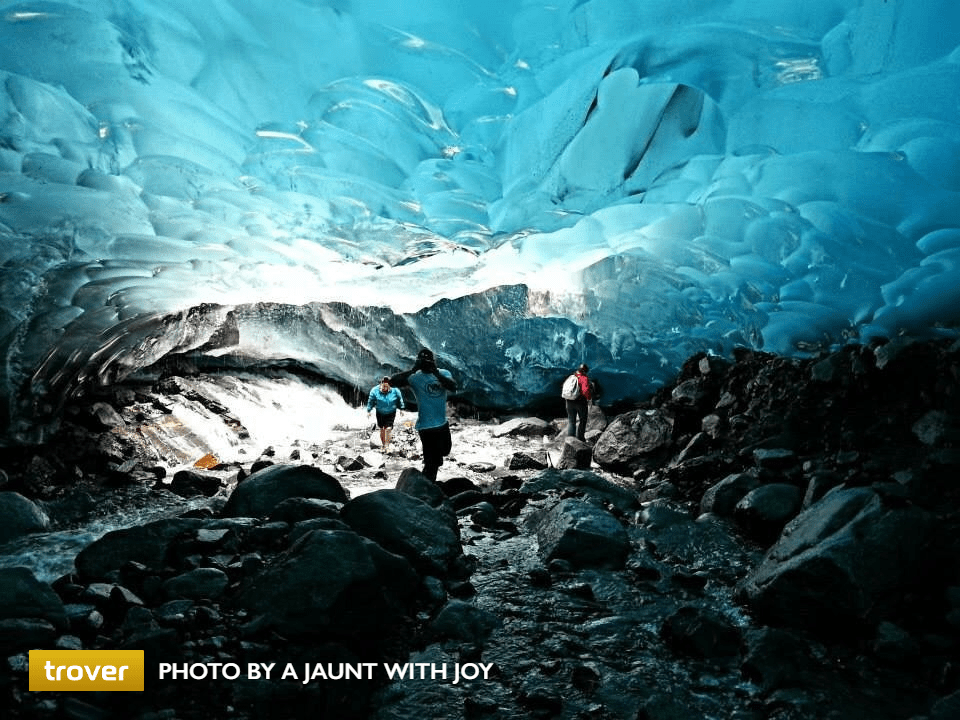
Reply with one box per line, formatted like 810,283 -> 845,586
2,340 -> 960,719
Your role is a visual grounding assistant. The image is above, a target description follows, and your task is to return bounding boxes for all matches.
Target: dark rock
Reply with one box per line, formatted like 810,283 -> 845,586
448,489 -> 486,510
0,618 -> 58,655
335,455 -> 368,472
639,500 -> 692,530
288,517 -> 353,544
752,448 -> 796,469
341,489 -> 463,575
74,518 -> 204,580
506,451 -> 548,471
660,605 -> 741,660
161,567 -> 229,600
529,498 -> 629,569
521,468 -> 639,513
492,417 -> 557,438
872,620 -> 921,666
0,567 -> 67,630
396,467 -> 450,509
0,491 -> 50,543
700,472 -> 761,517
166,468 -> 223,498
736,486 -> 936,635
741,626 -> 819,692
267,496 -> 340,524
593,408 -> 674,475
733,483 -> 804,543
429,599 -> 499,646
637,692 -> 702,720
556,436 -> 591,470
88,401 -> 126,429
457,501 -> 498,528
436,476 -> 479,496
236,529 -> 418,638
931,690 -> 960,720
222,464 -> 347,518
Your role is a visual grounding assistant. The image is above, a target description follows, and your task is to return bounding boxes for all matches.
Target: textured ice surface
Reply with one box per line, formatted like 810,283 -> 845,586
1,0 -> 959,440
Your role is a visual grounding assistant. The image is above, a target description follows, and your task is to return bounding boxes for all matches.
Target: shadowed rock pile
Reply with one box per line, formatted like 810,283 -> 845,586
0,338 -> 959,719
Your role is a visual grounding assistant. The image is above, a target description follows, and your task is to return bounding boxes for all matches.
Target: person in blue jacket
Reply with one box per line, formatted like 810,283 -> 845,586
366,376 -> 405,454
390,348 -> 457,480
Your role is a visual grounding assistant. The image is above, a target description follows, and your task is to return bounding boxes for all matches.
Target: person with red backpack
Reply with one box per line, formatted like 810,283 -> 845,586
561,364 -> 592,441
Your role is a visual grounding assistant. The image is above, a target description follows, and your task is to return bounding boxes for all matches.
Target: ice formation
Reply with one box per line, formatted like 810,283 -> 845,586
1,0 -> 959,441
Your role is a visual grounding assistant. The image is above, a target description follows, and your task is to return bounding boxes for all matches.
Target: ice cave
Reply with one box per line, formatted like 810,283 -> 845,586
4,4 -> 960,719
1,0 -> 960,443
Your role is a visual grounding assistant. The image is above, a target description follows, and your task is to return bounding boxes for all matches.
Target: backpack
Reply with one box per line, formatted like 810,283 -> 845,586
561,374 -> 581,400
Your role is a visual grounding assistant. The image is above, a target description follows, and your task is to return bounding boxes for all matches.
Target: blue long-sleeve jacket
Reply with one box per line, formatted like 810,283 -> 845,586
366,385 -> 405,414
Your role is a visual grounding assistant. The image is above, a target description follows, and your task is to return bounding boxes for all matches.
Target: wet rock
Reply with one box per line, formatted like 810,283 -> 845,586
660,605 -> 741,660
506,451 -> 548,471
89,401 -> 126,429
751,448 -> 796,469
457,501 -> 498,528
165,468 -> 223,498
638,500 -> 692,530
161,567 -> 229,600
872,620 -> 921,667
74,518 -> 205,581
396,467 -> 450,510
341,489 -> 462,575
637,692 -> 700,720
448,488 -> 485,510
741,626 -> 821,692
0,567 -> 67,630
556,436 -> 592,470
0,491 -> 50,543
236,529 -> 417,638
529,498 -> 629,569
335,454 -> 368,472
913,410 -> 960,446
267,496 -> 341,524
736,486 -> 936,634
593,408 -> 674,475
429,599 -> 499,646
931,690 -> 960,720
0,618 -> 58,655
732,483 -> 804,543
222,463 -> 348,518
699,472 -> 761,516
521,469 -> 639,513
492,417 -> 557,438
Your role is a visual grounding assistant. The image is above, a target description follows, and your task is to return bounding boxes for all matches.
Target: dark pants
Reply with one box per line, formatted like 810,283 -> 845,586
566,399 -> 588,441
418,423 -> 452,480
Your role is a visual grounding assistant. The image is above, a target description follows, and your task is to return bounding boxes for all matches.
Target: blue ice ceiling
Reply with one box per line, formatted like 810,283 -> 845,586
1,0 -> 959,441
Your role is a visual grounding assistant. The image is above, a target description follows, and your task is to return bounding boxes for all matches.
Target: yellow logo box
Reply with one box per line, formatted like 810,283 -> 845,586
29,650 -> 144,692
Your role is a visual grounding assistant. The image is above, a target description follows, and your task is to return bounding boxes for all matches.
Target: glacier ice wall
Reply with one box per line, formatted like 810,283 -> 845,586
1,0 -> 960,441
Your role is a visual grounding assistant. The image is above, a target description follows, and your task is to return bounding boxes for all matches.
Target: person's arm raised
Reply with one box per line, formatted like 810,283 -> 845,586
434,368 -> 457,392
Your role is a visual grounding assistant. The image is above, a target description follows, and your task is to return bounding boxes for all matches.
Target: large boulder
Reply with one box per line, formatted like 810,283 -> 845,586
222,464 -> 348,518
492,417 -> 557,438
700,472 -> 761,517
556,436 -> 592,470
732,483 -> 804,544
0,491 -> 50,543
0,567 -> 66,630
521,469 -> 639,513
74,518 -> 205,581
340,489 -> 462,575
236,529 -> 417,638
592,408 -> 674,475
529,498 -> 630,569
736,486 -> 935,634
